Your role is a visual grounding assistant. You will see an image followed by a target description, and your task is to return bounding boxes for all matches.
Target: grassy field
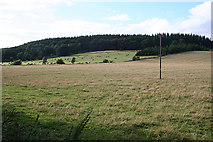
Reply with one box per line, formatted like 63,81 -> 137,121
2,50 -> 157,65
2,51 -> 212,140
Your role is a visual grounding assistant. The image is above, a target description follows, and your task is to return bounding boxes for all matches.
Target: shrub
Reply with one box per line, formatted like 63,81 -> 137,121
56,59 -> 65,64
103,59 -> 109,63
42,57 -> 47,64
71,57 -> 76,64
10,60 -> 22,65
132,56 -> 140,61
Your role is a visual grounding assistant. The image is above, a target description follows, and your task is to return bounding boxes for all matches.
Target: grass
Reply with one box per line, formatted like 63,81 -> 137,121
2,51 -> 212,140
2,50 -> 156,65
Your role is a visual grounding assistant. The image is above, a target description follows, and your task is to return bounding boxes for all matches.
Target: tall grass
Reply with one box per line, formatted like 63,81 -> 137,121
2,51 -> 212,140
2,104 -> 92,140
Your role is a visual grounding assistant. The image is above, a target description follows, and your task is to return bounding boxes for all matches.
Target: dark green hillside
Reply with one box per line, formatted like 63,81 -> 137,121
2,33 -> 212,62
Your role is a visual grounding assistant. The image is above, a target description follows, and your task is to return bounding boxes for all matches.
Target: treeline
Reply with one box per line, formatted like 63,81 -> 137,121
2,33 -> 212,62
136,39 -> 210,56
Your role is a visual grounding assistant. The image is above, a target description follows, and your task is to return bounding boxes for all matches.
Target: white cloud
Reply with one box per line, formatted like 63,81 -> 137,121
43,20 -> 113,37
0,1 -> 211,48
107,8 -> 116,13
0,0 -> 75,48
189,0 -> 210,20
126,1 -> 211,37
126,18 -> 175,34
0,0 -> 74,11
178,1 -> 211,37
66,1 -> 75,7
105,14 -> 131,21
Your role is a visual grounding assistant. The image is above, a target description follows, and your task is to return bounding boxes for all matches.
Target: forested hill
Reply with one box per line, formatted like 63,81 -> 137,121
2,33 -> 212,62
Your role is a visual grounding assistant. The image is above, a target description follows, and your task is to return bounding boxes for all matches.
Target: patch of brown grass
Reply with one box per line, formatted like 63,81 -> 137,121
2,51 -> 212,140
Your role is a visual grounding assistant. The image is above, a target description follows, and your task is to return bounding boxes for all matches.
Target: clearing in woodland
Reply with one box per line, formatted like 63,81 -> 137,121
2,51 -> 212,140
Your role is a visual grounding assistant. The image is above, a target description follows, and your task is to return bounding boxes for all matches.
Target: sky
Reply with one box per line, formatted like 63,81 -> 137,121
0,0 -> 211,48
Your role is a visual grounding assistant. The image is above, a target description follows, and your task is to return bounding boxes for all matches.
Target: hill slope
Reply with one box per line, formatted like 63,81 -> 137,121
2,51 -> 211,140
1,33 -> 212,62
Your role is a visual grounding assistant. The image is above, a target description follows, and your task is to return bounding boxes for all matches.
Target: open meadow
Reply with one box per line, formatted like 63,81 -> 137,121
2,50 -> 148,65
2,51 -> 212,140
